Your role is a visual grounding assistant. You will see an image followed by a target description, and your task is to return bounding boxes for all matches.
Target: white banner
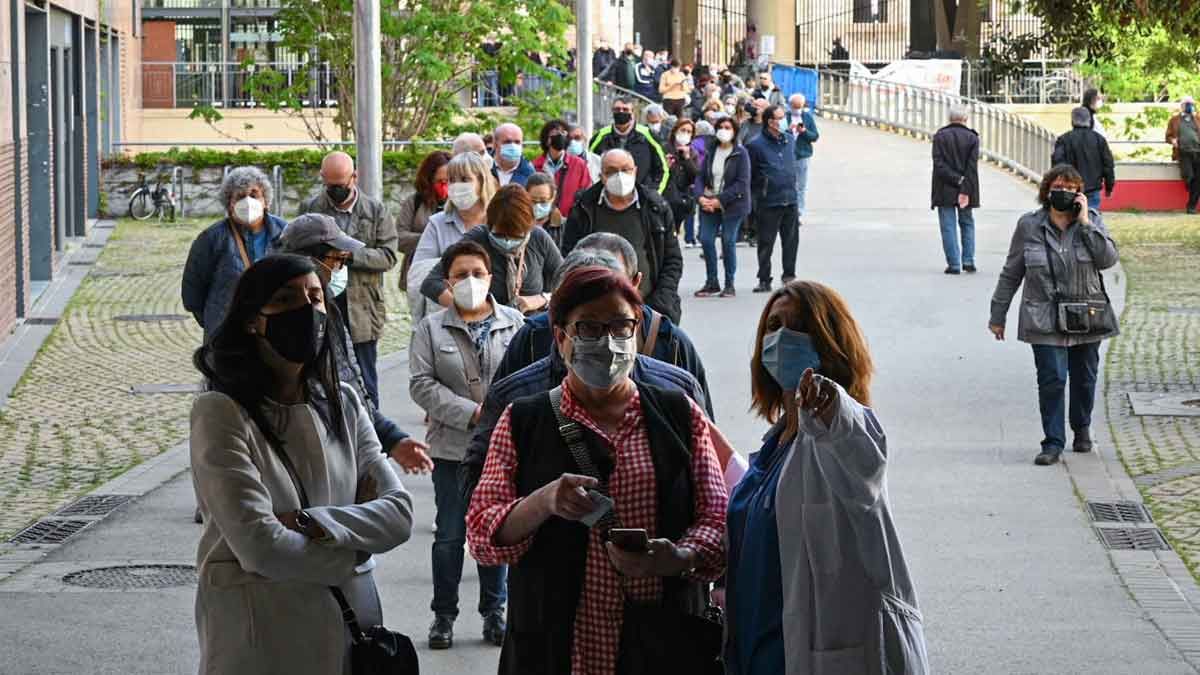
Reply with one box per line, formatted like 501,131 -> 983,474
872,59 -> 962,95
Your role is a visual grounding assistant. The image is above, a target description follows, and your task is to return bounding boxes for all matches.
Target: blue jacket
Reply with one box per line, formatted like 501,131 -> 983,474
747,129 -> 799,209
492,157 -> 536,187
695,138 -> 753,221
458,351 -> 708,503
182,214 -> 287,339
787,110 -> 820,160
493,305 -> 713,420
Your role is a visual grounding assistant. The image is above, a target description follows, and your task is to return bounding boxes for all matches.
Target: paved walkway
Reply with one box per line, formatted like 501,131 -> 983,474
0,119 -> 1195,673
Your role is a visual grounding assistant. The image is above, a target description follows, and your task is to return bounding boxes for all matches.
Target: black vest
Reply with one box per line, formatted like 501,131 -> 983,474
499,383 -> 695,675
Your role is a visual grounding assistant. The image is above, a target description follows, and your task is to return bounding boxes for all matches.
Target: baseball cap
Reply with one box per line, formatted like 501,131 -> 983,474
279,213 -> 365,253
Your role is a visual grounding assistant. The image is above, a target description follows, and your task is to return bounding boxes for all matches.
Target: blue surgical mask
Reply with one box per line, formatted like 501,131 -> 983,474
760,327 -> 821,391
568,139 -> 585,156
499,142 -> 523,163
328,265 -> 348,297
1187,103 -> 1196,115
533,202 -> 553,221
489,230 -> 527,253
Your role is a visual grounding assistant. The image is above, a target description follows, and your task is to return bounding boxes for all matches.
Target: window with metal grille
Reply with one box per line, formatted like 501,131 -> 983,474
853,0 -> 888,23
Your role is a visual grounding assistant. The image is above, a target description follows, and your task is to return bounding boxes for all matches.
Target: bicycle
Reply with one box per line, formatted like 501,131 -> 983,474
127,171 -> 177,222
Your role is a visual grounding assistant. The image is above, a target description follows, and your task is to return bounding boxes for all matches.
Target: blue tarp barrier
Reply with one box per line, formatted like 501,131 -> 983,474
770,65 -> 818,107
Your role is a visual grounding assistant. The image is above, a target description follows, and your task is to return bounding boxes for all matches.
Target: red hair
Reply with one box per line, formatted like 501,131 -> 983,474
550,266 -> 643,327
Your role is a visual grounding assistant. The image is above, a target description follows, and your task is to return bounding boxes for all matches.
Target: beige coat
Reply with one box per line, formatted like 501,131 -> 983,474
191,385 -> 414,675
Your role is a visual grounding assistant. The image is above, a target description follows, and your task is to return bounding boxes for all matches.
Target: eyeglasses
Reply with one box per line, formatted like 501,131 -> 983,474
319,253 -> 348,270
569,318 -> 639,340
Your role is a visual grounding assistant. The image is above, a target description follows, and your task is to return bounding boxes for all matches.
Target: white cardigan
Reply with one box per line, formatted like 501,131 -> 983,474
190,385 -> 413,675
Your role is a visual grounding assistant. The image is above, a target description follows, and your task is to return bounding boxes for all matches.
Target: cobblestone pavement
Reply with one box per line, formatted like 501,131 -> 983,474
0,218 -> 410,541
1104,214 -> 1200,577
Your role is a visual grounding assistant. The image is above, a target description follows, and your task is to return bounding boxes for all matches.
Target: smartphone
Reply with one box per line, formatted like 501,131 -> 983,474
609,528 -> 649,552
579,489 -> 613,528
1071,195 -> 1083,216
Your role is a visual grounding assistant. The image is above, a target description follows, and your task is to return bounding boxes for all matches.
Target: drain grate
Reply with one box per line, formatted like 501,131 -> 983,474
63,564 -> 197,590
1185,399 -> 1200,409
7,519 -> 93,545
1095,526 -> 1172,551
129,383 -> 203,395
1088,501 -> 1152,523
113,313 -> 189,323
54,494 -> 135,517
68,260 -> 96,266
24,317 -> 59,326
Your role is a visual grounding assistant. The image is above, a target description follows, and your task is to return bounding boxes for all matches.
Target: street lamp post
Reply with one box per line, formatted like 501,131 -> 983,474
576,0 -> 593,137
354,0 -> 383,198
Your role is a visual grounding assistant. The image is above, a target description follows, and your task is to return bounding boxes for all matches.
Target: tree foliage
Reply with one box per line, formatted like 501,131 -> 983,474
246,0 -> 573,143
1012,0 -> 1200,61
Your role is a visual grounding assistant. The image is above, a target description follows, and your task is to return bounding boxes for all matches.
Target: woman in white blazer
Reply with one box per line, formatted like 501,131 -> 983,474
190,254 -> 414,675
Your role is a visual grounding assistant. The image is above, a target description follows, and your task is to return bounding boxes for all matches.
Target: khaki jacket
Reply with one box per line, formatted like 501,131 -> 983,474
190,386 -> 414,675
299,191 -> 399,343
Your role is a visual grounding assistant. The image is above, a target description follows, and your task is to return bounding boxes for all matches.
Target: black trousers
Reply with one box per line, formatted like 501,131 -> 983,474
756,203 -> 799,283
1183,152 -> 1200,210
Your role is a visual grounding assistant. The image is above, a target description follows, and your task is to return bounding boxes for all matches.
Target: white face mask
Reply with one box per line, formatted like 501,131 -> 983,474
649,122 -> 662,133
605,170 -> 637,198
328,265 -> 348,297
676,133 -> 693,146
448,182 -> 479,211
716,129 -> 734,144
452,276 -> 490,311
233,196 -> 264,225
569,335 -> 637,389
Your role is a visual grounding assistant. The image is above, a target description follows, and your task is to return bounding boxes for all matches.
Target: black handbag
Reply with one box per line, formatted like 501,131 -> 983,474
547,387 -> 724,675
271,441 -> 420,675
1043,230 -> 1116,335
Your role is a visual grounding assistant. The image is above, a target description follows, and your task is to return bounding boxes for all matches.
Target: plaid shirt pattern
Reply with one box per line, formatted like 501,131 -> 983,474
466,383 -> 728,674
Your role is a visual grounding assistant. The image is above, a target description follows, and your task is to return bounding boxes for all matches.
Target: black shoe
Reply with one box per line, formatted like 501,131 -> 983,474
781,275 -> 796,285
753,281 -> 772,293
720,285 -> 736,298
1073,427 -> 1094,453
1034,450 -> 1062,466
963,264 -> 977,273
194,507 -> 203,524
482,612 -> 506,646
694,284 -> 721,298
428,615 -> 454,650
944,266 -> 961,275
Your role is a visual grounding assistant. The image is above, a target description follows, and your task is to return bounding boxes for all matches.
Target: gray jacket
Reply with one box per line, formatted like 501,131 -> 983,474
408,300 -> 525,462
299,191 -> 399,344
990,208 -> 1120,347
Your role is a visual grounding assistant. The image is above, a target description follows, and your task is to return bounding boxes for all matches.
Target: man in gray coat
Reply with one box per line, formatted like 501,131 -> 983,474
299,151 -> 399,405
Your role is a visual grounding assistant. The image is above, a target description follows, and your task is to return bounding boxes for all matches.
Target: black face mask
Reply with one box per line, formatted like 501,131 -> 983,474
612,111 -> 633,126
261,304 -> 327,365
549,133 -> 569,151
1049,189 -> 1078,213
326,183 -> 352,204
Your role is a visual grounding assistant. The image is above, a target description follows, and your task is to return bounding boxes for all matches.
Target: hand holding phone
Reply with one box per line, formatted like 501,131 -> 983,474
608,528 -> 649,552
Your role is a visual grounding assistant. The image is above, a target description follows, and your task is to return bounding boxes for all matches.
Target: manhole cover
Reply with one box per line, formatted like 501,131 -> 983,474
113,314 -> 189,323
1127,393 -> 1200,418
1088,501 -> 1151,523
7,519 -> 92,544
130,383 -> 203,395
62,564 -> 197,589
54,494 -> 135,517
1095,526 -> 1171,551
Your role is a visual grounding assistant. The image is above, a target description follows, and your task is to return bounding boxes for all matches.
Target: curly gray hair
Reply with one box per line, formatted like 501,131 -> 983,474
219,166 -> 273,211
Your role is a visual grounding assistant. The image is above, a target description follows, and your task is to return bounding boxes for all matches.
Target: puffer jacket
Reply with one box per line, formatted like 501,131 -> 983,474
298,191 -> 399,344
408,299 -> 525,462
989,208 -> 1120,347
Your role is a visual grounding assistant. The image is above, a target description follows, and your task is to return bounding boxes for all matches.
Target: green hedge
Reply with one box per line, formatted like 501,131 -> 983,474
101,146 -> 443,178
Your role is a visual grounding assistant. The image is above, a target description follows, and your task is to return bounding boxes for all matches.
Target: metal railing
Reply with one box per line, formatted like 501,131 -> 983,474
963,59 -> 1086,105
815,67 -> 1056,182
591,80 -> 656,128
141,61 -> 336,109
471,68 -> 571,108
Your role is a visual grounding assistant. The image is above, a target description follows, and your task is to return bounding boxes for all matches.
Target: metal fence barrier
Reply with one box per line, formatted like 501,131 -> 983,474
142,61 -> 336,109
171,166 -> 186,218
815,67 -> 1056,182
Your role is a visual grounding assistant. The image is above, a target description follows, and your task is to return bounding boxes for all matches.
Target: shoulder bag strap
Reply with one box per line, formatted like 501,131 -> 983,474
267,430 -> 369,644
640,309 -> 662,356
548,386 -> 620,533
227,221 -> 253,270
447,327 -> 486,403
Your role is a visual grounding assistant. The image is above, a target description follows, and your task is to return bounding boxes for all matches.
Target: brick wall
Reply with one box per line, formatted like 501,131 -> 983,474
0,143 -> 17,336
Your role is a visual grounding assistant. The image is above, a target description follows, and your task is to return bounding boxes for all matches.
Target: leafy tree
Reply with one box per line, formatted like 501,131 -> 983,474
1012,0 -> 1200,61
246,0 -> 573,143
1076,26 -> 1200,102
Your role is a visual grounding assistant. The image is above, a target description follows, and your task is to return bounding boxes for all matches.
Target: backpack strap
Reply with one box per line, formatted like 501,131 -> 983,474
639,309 -> 662,356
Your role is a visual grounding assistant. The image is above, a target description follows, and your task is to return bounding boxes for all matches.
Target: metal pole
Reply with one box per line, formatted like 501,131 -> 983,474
576,0 -> 593,137
354,0 -> 383,198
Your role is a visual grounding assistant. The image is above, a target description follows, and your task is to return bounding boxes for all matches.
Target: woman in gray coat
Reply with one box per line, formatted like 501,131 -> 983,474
190,255 -> 414,675
990,164 -> 1120,465
408,240 -> 525,650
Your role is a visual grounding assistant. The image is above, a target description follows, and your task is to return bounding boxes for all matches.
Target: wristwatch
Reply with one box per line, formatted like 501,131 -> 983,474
295,510 -> 319,538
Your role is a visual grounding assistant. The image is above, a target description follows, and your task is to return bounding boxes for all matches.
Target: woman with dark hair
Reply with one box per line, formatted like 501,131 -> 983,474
990,164 -> 1119,465
1082,87 -> 1107,137
726,280 -> 927,675
525,172 -> 565,247
466,265 -> 728,675
396,150 -> 451,290
533,118 -> 594,217
190,254 -> 414,674
421,183 -> 563,314
663,118 -> 701,247
694,115 -> 751,298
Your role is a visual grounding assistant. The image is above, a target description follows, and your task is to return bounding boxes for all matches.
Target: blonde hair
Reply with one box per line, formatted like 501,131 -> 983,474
444,152 -> 498,215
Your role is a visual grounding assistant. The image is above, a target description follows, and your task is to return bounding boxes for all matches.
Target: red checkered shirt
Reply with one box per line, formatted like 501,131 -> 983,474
466,382 -> 728,675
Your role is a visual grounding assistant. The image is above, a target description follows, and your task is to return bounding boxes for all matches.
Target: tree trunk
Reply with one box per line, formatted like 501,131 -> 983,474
952,0 -> 982,59
935,0 -> 955,51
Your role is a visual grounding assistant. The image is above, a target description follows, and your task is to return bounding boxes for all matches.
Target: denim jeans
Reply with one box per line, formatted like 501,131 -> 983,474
432,459 -> 507,618
353,340 -> 379,407
936,206 -> 976,270
699,211 -> 743,287
756,203 -> 799,283
794,157 -> 811,216
1086,190 -> 1102,212
684,211 -> 696,245
1032,342 -> 1101,453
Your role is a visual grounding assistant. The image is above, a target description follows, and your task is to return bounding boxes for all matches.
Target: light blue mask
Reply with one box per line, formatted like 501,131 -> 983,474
568,139 -> 585,156
533,202 -> 553,221
328,265 -> 348,297
489,230 -> 527,253
760,327 -> 821,391
499,143 -> 523,163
